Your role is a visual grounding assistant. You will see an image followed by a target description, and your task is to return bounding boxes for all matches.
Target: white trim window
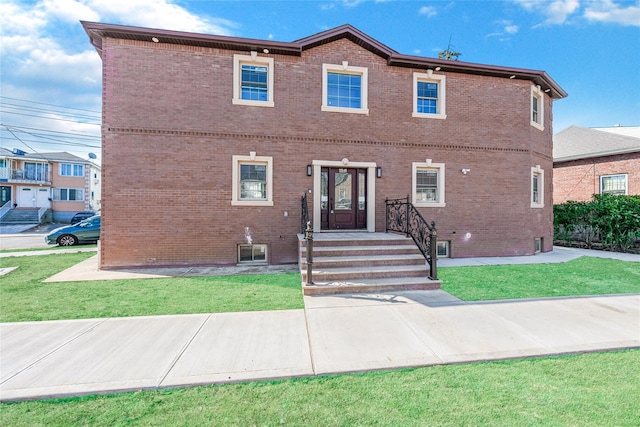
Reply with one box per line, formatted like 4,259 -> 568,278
412,162 -> 446,207
59,163 -> 84,177
52,188 -> 84,201
233,53 -> 274,107
412,71 -> 446,119
530,85 -> 544,130
600,174 -> 628,195
531,166 -> 544,208
322,62 -> 369,114
232,154 -> 273,206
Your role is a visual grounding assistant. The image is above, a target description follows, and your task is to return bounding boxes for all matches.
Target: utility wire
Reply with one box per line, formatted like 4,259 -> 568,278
0,96 -> 101,114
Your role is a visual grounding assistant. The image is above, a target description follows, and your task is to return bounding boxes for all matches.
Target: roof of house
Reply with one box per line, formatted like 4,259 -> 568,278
81,21 -> 567,100
0,148 -> 99,167
553,126 -> 640,163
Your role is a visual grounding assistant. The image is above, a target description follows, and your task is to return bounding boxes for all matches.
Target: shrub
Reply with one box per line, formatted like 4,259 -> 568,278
554,194 -> 640,252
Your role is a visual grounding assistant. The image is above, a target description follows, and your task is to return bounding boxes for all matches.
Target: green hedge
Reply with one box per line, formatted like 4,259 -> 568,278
554,194 -> 640,252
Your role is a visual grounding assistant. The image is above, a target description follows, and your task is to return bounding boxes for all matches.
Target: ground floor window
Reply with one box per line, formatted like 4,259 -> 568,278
232,154 -> 273,206
412,161 -> 446,207
600,174 -> 627,195
531,166 -> 544,208
52,188 -> 83,201
238,244 -> 267,264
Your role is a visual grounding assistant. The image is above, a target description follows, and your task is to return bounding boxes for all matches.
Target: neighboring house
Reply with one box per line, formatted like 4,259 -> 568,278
0,148 -> 101,222
553,126 -> 640,204
82,22 -> 566,269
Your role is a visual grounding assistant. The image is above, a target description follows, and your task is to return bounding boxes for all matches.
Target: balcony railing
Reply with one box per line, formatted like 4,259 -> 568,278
0,168 -> 51,183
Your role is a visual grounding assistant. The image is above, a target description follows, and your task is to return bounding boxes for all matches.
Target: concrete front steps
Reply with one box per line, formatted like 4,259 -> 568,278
299,232 -> 441,295
0,208 -> 40,225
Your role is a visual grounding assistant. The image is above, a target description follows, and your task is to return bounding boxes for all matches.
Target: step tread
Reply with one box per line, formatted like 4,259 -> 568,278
304,254 -> 425,262
303,264 -> 429,274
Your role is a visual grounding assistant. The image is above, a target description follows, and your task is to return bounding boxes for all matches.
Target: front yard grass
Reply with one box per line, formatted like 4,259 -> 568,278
2,350 -> 639,426
2,253 -> 639,322
0,253 -> 304,322
440,256 -> 640,301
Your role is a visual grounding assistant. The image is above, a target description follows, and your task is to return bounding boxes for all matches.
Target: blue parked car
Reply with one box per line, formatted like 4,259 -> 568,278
45,215 -> 101,246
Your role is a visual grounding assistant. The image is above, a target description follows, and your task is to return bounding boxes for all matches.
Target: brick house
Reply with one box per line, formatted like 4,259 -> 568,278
553,126 -> 640,204
0,148 -> 101,222
82,22 -> 566,269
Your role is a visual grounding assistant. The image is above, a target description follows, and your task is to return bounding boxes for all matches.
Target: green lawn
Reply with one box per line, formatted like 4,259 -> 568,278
2,253 -> 639,322
440,256 -> 640,301
0,253 -> 304,322
2,350 -> 638,426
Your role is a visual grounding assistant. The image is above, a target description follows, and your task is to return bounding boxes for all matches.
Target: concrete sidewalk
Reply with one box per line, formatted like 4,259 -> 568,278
1,246 -> 639,402
1,290 -> 638,402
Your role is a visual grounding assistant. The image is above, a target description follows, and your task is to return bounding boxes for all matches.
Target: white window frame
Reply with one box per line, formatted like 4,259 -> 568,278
412,71 -> 446,119
52,187 -> 84,201
232,53 -> 274,107
321,62 -> 369,115
232,154 -> 273,206
600,174 -> 628,195
412,161 -> 446,207
530,85 -> 544,131
59,163 -> 84,177
238,243 -> 268,264
531,166 -> 544,208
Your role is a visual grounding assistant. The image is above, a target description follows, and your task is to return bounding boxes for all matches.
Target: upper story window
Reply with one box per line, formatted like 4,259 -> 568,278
231,153 -> 273,206
233,53 -> 274,107
322,62 -> 369,115
531,166 -> 544,208
60,163 -> 83,177
600,174 -> 627,195
531,85 -> 544,131
412,161 -> 446,207
413,71 -> 446,119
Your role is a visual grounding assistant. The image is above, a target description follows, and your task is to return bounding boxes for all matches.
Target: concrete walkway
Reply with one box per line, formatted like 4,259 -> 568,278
1,247 -> 639,402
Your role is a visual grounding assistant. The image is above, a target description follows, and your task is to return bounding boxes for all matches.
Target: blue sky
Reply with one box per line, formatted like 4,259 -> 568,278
1,0 -> 639,163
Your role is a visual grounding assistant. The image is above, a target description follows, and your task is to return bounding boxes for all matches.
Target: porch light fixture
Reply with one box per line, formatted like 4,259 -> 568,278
376,166 -> 382,178
307,164 -> 312,176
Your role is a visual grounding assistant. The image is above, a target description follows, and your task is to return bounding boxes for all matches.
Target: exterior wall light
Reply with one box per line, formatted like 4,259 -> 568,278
376,166 -> 382,178
307,164 -> 312,176
461,168 -> 470,175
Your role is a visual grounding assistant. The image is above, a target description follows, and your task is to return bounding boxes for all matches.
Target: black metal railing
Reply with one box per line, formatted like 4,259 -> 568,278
385,196 -> 438,280
301,193 -> 309,234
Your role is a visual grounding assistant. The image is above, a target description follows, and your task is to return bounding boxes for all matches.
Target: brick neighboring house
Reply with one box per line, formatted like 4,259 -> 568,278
82,22 -> 566,269
0,148 -> 101,222
553,126 -> 640,204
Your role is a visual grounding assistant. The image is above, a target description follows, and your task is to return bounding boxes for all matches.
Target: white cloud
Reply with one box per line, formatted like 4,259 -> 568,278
505,24 -> 519,34
584,0 -> 640,26
42,0 -> 100,23
419,6 -> 437,17
513,0 -> 580,25
544,0 -> 580,24
486,20 -> 519,39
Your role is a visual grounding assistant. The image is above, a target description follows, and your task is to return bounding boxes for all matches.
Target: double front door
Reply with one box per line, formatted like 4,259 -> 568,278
320,167 -> 367,230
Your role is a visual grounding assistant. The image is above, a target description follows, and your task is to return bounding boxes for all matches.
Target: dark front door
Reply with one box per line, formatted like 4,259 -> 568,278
0,186 -> 11,207
321,167 -> 367,230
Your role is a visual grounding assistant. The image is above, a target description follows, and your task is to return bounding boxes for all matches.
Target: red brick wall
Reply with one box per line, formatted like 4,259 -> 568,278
553,152 -> 640,204
99,37 -> 555,268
